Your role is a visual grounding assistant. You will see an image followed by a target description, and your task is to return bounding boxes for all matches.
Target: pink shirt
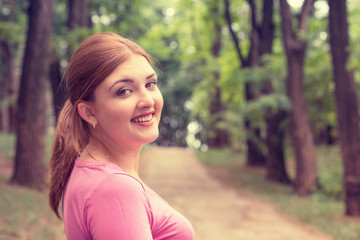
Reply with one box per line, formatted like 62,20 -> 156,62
63,159 -> 195,240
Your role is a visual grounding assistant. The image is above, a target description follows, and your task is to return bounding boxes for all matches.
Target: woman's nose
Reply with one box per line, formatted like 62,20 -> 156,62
137,89 -> 155,108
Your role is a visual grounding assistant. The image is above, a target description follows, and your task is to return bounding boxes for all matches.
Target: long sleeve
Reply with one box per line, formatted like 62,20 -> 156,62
85,174 -> 153,240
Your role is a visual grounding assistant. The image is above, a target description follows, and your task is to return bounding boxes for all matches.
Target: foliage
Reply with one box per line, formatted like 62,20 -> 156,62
2,0 -> 359,148
0,0 -> 26,44
347,0 -> 360,86
0,22 -> 25,44
304,9 -> 336,138
316,146 -> 344,200
0,0 -> 27,109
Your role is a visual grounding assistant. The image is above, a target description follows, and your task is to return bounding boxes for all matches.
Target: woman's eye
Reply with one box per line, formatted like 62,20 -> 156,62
116,89 -> 132,96
146,81 -> 157,88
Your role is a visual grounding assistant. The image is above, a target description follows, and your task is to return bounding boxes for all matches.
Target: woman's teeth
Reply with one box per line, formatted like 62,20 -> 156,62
131,114 -> 153,123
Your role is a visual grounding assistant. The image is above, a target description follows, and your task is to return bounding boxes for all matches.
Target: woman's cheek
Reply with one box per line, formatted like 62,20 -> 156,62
155,91 -> 164,111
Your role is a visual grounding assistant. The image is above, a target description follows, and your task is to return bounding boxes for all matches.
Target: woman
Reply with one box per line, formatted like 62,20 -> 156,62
49,32 -> 195,240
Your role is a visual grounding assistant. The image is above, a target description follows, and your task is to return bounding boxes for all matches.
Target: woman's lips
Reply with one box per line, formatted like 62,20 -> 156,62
131,112 -> 155,127
131,113 -> 153,123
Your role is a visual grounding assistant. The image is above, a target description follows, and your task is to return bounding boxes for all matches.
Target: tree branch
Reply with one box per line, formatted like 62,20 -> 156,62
260,0 -> 274,55
247,0 -> 261,66
280,0 -> 304,51
279,0 -> 294,45
223,0 -> 245,66
298,0 -> 315,32
247,0 -> 258,29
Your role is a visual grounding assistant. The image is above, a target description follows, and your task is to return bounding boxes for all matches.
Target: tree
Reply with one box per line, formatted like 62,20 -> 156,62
208,0 -> 229,148
251,0 -> 290,183
172,0 -> 231,148
67,0 -> 90,29
0,0 -> 20,133
279,0 -> 317,195
265,108 -> 290,183
328,0 -> 360,216
224,0 -> 264,165
11,0 -> 54,189
224,0 -> 288,169
50,0 -> 91,121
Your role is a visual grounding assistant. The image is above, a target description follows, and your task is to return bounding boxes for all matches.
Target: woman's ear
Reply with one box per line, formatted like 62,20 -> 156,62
77,101 -> 97,126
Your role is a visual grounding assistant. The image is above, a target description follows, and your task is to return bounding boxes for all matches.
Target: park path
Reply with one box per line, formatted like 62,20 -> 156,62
139,147 -> 334,240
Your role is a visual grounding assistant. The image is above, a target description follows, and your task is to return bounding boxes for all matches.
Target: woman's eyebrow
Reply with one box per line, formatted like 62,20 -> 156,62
147,73 -> 157,79
108,73 -> 157,91
108,79 -> 134,91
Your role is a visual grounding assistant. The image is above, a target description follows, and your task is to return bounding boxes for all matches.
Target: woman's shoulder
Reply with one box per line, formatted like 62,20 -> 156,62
74,158 -> 146,191
85,170 -> 147,204
71,159 -> 150,209
98,172 -> 146,193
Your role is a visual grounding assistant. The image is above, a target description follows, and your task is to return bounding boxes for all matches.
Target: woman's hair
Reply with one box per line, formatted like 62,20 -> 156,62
49,32 -> 151,219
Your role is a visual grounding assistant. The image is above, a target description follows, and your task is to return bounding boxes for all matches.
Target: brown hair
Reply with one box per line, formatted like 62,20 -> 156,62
49,32 -> 151,218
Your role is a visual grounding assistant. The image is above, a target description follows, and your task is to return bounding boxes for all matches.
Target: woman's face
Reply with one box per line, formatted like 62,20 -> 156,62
91,54 -> 163,149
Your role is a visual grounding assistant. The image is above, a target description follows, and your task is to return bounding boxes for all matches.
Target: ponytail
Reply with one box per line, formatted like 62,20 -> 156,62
49,100 -> 82,219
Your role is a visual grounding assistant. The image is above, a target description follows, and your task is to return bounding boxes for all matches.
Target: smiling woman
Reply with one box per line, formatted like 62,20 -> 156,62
48,32 -> 194,240
77,54 -> 163,154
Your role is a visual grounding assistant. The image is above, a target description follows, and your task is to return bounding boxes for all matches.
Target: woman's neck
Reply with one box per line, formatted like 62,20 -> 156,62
81,137 -> 143,179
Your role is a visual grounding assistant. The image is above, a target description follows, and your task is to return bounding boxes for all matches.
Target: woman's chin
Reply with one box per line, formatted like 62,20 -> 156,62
138,130 -> 159,145
146,133 -> 159,144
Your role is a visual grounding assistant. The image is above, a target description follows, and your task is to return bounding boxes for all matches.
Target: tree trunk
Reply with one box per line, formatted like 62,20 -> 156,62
265,109 -> 291,183
50,56 -> 67,121
245,0 -> 266,166
280,0 -> 317,195
224,0 -> 289,173
224,0 -> 267,164
11,0 -> 53,189
0,41 -> 14,132
245,123 -> 266,166
244,80 -> 266,166
325,124 -> 335,145
288,50 -> 317,195
49,0 -> 90,124
67,0 -> 91,29
0,0 -> 16,133
328,0 -> 360,217
259,0 -> 289,181
208,3 -> 229,148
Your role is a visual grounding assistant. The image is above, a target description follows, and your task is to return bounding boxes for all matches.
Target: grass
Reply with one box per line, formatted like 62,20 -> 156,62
0,133 -> 65,240
0,180 -> 66,240
196,147 -> 360,240
0,133 -> 15,162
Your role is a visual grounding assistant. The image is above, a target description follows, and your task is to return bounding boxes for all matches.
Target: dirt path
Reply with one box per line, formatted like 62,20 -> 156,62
140,147 -> 334,240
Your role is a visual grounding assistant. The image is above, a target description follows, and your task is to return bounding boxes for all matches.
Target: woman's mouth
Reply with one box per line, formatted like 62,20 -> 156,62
131,113 -> 154,123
